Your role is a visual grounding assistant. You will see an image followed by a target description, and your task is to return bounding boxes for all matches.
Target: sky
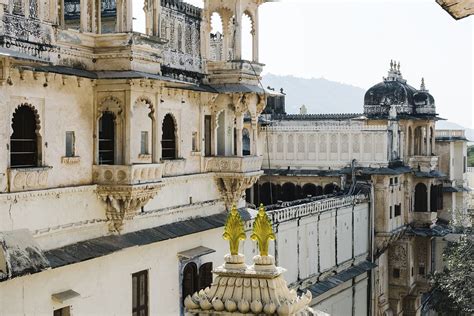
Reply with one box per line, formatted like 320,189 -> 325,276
134,0 -> 473,129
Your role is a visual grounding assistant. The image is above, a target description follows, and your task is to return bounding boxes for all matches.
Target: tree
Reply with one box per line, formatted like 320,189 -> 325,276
429,235 -> 474,315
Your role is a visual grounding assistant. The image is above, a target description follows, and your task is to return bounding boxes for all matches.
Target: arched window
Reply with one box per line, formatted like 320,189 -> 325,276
98,112 -> 115,165
162,114 -> 177,160
282,182 -> 296,201
182,263 -> 198,303
10,105 -> 40,168
414,183 -> 428,212
198,262 -> 213,290
242,128 -> 250,156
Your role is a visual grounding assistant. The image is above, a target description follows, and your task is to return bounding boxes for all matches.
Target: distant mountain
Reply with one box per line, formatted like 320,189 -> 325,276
262,74 -> 365,115
262,73 -> 473,142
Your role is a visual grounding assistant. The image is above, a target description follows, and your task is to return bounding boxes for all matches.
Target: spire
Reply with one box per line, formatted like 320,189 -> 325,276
387,60 -> 403,81
420,77 -> 426,91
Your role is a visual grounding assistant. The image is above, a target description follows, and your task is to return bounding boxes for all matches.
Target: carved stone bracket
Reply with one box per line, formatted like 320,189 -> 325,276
96,184 -> 162,233
214,173 -> 261,209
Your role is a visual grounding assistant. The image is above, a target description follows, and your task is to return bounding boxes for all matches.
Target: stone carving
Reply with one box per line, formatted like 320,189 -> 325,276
389,244 -> 407,268
205,156 -> 263,173
214,174 -> 260,208
93,164 -> 163,185
8,167 -> 51,193
96,184 -> 162,232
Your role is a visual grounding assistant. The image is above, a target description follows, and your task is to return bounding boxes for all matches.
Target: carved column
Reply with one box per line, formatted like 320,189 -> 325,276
251,116 -> 258,155
235,113 -> 243,156
116,0 -> 132,33
426,125 -> 431,156
252,7 -> 259,62
200,9 -> 211,61
233,4 -> 243,60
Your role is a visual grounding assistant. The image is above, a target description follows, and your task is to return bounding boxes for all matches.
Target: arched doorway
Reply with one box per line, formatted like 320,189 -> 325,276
302,183 -> 318,198
324,183 -> 336,195
282,182 -> 296,201
10,105 -> 40,168
414,183 -> 427,212
98,112 -> 115,165
162,114 -> 177,160
242,128 -> 250,156
198,262 -> 213,291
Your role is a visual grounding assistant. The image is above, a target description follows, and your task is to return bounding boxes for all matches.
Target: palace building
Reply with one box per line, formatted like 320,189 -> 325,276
0,0 -> 469,315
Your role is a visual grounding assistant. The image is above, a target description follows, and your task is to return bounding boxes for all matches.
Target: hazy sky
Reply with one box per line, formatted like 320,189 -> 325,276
135,0 -> 473,128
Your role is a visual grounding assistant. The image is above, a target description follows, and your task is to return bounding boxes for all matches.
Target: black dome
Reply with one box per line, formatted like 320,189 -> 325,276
364,80 -> 418,106
413,91 -> 435,107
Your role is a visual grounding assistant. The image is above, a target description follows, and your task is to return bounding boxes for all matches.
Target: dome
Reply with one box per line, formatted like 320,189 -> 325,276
413,91 -> 435,107
363,62 -> 437,117
364,80 -> 417,106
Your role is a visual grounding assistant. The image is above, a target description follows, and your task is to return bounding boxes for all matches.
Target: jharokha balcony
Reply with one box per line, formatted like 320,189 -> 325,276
92,164 -> 164,233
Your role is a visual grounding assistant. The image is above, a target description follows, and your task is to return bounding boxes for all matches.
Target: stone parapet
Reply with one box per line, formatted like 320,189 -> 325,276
408,156 -> 438,172
92,164 -> 163,186
204,156 -> 263,174
7,167 -> 52,193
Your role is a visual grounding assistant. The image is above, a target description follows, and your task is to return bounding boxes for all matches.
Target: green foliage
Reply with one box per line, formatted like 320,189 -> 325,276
429,235 -> 474,315
468,145 -> 474,167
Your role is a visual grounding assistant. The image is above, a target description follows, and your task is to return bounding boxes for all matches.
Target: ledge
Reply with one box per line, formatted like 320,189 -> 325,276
61,156 -> 81,164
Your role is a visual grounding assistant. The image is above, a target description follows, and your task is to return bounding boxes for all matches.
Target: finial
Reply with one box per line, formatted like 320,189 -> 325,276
397,61 -> 401,73
222,205 -> 246,256
390,60 -> 393,70
250,204 -> 276,257
420,77 -> 426,90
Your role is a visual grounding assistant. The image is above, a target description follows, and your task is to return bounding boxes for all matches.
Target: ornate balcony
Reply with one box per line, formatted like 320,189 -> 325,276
408,156 -> 438,172
92,164 -> 164,232
204,156 -> 263,208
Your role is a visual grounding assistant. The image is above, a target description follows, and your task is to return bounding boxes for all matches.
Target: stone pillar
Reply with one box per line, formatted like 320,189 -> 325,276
200,9 -> 211,61
252,8 -> 259,62
233,3 -> 243,60
235,113 -> 243,156
123,91 -> 132,165
426,125 -> 431,156
422,127 -> 427,156
403,295 -> 421,316
251,116 -> 258,156
116,0 -> 132,32
222,15 -> 230,61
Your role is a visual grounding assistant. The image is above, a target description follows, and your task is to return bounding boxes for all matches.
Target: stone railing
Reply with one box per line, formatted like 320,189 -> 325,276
415,106 -> 436,115
92,164 -> 163,185
435,129 -> 466,139
268,194 -> 367,224
207,60 -> 264,75
262,125 -> 387,132
467,167 -> 474,173
7,167 -> 52,193
204,156 -> 263,174
408,156 -> 438,172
